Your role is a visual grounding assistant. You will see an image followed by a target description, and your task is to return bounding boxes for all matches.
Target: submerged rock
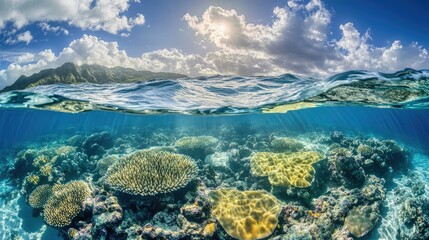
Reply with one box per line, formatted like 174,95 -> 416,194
344,204 -> 379,238
82,132 -> 114,157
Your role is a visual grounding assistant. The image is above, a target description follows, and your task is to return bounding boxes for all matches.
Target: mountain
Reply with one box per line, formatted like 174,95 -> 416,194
1,62 -> 188,92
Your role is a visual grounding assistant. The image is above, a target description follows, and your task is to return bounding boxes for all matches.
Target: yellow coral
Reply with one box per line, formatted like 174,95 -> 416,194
33,155 -> 49,167
209,189 -> 282,240
251,151 -> 324,188
43,180 -> 91,227
105,150 -> 198,196
40,164 -> 52,176
27,174 -> 40,185
308,210 -> 321,218
202,222 -> 217,237
29,184 -> 52,208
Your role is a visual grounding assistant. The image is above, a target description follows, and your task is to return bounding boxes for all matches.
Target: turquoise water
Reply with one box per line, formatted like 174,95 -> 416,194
1,70 -> 429,239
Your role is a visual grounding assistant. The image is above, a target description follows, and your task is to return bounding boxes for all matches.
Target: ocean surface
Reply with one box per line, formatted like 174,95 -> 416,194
0,69 -> 428,239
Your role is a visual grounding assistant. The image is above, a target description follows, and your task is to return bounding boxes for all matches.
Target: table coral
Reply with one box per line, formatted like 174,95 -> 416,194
251,151 -> 324,188
104,150 -> 198,196
209,188 -> 282,240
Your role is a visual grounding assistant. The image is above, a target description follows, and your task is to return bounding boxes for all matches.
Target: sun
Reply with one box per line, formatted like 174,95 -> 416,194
215,23 -> 229,37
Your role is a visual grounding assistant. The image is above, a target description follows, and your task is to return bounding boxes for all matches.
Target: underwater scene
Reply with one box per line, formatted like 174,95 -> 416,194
0,69 -> 428,240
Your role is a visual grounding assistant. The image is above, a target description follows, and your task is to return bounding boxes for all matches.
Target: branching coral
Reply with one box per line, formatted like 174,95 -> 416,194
33,155 -> 49,167
209,189 -> 282,240
105,150 -> 198,196
26,174 -> 40,185
251,151 -> 324,188
29,184 -> 52,208
43,180 -> 91,227
175,136 -> 218,159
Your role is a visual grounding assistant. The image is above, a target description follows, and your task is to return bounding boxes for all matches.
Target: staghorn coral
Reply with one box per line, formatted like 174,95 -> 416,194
209,189 -> 282,240
26,174 -> 40,185
175,136 -> 218,159
29,184 -> 52,208
271,137 -> 304,152
251,151 -> 324,188
344,204 -> 379,238
33,155 -> 49,167
105,150 -> 198,196
39,164 -> 52,176
43,180 -> 91,227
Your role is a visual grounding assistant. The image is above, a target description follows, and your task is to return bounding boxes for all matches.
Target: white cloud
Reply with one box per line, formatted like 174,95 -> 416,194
131,14 -> 145,25
0,0 -> 144,34
39,22 -> 69,35
6,31 -> 33,45
1,0 -> 429,89
182,1 -> 428,76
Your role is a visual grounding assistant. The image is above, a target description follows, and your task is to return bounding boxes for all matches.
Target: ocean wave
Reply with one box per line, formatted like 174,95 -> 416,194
0,68 -> 428,114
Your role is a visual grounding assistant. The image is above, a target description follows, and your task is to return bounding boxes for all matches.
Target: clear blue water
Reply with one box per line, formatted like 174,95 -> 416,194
0,69 -> 428,239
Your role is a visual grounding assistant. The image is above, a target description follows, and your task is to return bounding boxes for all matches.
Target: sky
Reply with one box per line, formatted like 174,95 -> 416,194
0,0 -> 429,88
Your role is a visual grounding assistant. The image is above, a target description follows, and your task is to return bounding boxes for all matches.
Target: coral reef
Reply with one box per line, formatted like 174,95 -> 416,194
251,151 -> 324,188
175,136 -> 218,160
209,188 -> 282,240
105,150 -> 198,196
82,132 -> 114,157
95,154 -> 119,175
28,184 -> 52,208
344,204 -> 379,237
271,137 -> 305,152
6,129 -> 417,240
43,181 -> 91,227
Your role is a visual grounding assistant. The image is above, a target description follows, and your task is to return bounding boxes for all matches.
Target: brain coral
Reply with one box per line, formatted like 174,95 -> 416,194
345,205 -> 379,237
43,180 -> 91,227
209,189 -> 282,240
104,150 -> 198,196
175,136 -> 218,159
251,151 -> 324,188
29,184 -> 52,208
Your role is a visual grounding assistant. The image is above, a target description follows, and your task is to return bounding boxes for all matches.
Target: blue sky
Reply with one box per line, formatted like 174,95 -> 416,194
0,0 -> 428,88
